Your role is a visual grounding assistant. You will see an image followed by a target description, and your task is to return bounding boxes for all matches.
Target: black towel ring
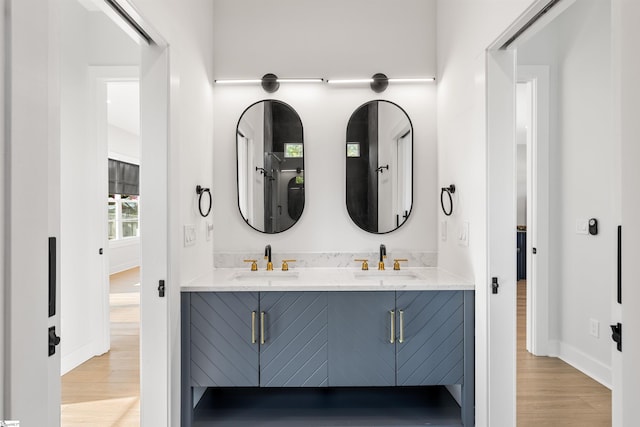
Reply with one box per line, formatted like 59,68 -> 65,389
440,184 -> 455,216
196,185 -> 212,217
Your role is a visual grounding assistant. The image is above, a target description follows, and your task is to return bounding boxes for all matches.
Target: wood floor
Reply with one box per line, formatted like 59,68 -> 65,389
517,280 -> 611,426
61,267 -> 140,426
60,273 -> 611,426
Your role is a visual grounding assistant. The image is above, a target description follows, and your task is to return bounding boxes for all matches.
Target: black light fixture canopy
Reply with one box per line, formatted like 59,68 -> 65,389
370,73 -> 389,93
261,73 -> 280,93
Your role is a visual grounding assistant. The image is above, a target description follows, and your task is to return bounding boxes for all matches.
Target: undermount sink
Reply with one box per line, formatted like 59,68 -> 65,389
232,271 -> 300,281
352,271 -> 418,281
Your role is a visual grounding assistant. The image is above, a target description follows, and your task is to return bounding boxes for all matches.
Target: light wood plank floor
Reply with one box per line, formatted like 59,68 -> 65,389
517,280 -> 611,426
61,267 -> 140,426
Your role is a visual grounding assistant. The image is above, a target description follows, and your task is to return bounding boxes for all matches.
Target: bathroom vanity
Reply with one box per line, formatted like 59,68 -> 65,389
181,267 -> 474,426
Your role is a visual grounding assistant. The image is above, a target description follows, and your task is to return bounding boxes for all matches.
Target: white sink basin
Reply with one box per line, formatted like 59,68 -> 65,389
232,271 -> 300,281
352,271 -> 418,281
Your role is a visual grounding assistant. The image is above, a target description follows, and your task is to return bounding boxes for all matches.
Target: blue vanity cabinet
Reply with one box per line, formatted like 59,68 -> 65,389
259,292 -> 328,387
395,291 -> 464,386
189,292 -> 260,387
328,291 -> 396,386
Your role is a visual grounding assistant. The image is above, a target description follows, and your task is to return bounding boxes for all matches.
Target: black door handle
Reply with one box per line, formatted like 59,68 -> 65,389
49,326 -> 61,356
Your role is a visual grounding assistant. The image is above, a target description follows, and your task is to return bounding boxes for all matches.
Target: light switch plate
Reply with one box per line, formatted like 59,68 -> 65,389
184,224 -> 196,247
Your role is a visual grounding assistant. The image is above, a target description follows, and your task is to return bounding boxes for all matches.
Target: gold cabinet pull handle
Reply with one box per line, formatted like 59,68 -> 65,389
399,310 -> 404,343
390,310 -> 395,344
251,311 -> 257,344
260,312 -> 266,344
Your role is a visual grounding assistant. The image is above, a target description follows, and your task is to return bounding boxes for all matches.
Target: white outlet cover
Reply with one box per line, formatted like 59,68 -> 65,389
440,221 -> 447,241
458,221 -> 469,247
589,318 -> 599,338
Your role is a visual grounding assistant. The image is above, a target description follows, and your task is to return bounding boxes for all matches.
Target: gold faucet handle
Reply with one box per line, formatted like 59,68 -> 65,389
354,259 -> 369,270
244,259 -> 258,271
393,259 -> 408,271
266,262 -> 273,271
281,259 -> 296,271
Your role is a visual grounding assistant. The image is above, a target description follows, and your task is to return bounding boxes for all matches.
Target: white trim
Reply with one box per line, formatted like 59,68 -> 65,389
89,65 -> 140,364
61,340 -> 107,376
518,66 -> 550,357
548,340 -> 612,389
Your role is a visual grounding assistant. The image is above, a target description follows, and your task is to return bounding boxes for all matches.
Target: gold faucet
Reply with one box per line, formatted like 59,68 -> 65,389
355,259 -> 369,270
244,259 -> 258,271
393,259 -> 408,271
264,245 -> 273,271
378,244 -> 387,270
281,259 -> 296,271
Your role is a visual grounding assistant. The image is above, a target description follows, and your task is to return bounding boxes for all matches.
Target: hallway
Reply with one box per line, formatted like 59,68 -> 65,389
61,268 -> 140,426
517,280 -> 611,426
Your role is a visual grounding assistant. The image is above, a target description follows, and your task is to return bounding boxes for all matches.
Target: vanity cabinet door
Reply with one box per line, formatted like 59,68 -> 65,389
190,292 -> 259,387
259,292 -> 328,387
328,291 -> 396,386
395,291 -> 464,386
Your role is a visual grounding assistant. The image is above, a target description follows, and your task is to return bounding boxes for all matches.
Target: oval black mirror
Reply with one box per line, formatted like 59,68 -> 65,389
346,100 -> 413,234
236,100 -> 304,233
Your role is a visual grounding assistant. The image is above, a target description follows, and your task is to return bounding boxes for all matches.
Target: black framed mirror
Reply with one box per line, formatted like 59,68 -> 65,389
236,100 -> 304,233
346,100 -> 413,234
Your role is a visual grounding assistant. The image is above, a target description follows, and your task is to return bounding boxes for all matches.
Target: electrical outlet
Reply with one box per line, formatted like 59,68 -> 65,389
589,318 -> 599,338
441,221 -> 447,241
206,222 -> 213,241
184,224 -> 196,247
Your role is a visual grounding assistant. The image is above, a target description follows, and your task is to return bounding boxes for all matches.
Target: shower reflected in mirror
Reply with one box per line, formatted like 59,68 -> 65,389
236,100 -> 304,233
346,100 -> 413,234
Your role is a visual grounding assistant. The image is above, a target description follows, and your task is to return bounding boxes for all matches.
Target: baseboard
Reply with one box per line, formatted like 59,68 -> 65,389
61,340 -> 107,375
109,260 -> 140,275
548,340 -> 612,389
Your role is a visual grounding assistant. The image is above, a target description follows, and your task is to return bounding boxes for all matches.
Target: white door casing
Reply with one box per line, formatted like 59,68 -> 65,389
518,66 -> 550,356
139,39 -> 170,427
486,47 -> 518,427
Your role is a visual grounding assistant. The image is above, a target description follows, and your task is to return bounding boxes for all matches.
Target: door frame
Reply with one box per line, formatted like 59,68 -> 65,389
88,65 -> 140,359
517,66 -> 550,356
485,0 -> 576,425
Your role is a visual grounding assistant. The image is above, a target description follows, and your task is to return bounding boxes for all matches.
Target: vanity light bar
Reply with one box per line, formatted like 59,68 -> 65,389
326,77 -> 435,84
214,78 -> 324,84
215,79 -> 263,84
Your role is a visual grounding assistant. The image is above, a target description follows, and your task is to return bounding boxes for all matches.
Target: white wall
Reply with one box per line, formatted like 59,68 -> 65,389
0,0 -> 5,416
436,1 -> 539,425
518,0 -> 613,385
212,0 -> 437,256
59,0 -> 139,373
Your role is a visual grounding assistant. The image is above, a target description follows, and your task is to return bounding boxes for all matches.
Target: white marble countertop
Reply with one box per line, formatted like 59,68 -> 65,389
181,267 -> 474,292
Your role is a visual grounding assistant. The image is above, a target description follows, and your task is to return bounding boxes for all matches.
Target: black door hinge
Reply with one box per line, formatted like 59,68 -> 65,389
611,323 -> 622,352
492,277 -> 499,294
532,247 -> 537,254
158,280 -> 166,298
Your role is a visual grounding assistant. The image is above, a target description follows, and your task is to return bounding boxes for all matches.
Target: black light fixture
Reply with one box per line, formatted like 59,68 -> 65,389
215,74 -> 324,93
261,73 -> 279,93
327,73 -> 435,92
370,73 -> 389,93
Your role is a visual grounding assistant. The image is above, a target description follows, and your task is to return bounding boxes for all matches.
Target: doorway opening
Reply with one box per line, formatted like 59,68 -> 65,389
58,0 -> 142,424
488,0 -> 615,424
